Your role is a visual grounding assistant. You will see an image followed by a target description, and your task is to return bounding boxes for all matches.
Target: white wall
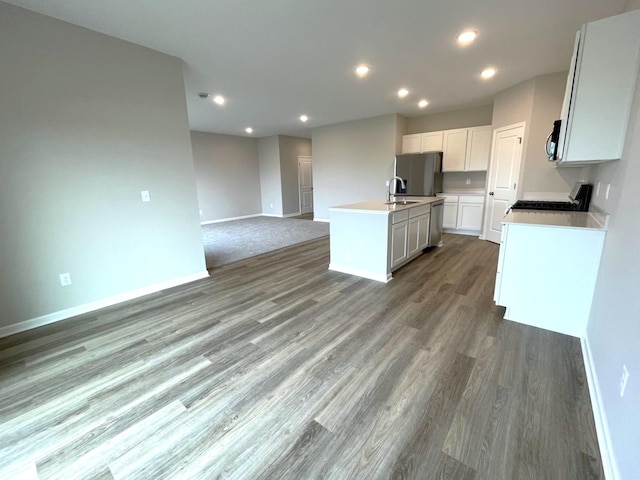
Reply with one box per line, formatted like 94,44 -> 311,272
584,18 -> 640,480
312,114 -> 399,220
0,3 -> 207,333
191,131 -> 262,222
278,136 -> 312,215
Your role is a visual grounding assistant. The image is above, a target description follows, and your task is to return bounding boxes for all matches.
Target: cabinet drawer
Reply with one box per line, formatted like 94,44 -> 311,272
458,195 -> 484,204
409,204 -> 431,218
438,195 -> 458,204
391,210 -> 409,224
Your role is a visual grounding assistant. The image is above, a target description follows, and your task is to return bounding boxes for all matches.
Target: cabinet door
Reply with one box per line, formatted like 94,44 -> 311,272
418,213 -> 430,250
559,11 -> 640,164
402,134 -> 421,153
457,203 -> 484,231
407,213 -> 431,256
421,131 -> 443,152
407,217 -> 421,257
391,221 -> 409,269
465,126 -> 492,171
443,129 -> 468,171
443,203 -> 458,229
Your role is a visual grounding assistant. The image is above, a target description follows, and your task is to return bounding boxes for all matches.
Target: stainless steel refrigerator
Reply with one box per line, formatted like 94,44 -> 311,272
393,152 -> 443,196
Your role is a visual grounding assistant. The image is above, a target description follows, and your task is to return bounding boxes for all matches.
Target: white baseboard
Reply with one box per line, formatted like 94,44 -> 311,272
443,228 -> 481,237
581,336 -> 619,480
314,218 -> 330,223
201,213 -> 262,225
328,264 -> 391,283
0,271 -> 210,339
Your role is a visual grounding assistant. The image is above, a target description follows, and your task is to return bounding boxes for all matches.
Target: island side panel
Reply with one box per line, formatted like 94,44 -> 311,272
328,209 -> 391,282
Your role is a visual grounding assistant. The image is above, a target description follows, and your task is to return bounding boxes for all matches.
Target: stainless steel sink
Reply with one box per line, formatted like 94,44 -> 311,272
384,200 -> 421,205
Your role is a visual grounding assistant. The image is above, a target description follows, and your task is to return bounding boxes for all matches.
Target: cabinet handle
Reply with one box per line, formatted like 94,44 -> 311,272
489,192 -> 494,196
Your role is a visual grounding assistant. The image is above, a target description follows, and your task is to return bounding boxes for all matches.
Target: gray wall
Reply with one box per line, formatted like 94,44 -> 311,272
191,131 -> 262,222
312,114 -> 399,220
407,105 -> 494,133
0,3 -> 206,332
585,9 -> 640,479
491,73 -> 586,196
278,136 -> 312,215
258,136 -> 283,215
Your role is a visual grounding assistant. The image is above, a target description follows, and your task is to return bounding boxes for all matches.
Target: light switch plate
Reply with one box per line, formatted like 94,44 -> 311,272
141,190 -> 151,202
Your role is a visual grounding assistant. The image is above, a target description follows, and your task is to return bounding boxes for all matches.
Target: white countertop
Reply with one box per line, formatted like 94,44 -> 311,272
329,196 -> 443,214
503,210 -> 607,230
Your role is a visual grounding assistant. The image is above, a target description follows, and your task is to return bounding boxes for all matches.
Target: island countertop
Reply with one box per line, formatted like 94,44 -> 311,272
329,196 -> 444,214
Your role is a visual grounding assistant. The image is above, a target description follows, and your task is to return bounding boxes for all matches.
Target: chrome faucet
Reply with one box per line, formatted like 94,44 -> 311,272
386,176 -> 406,203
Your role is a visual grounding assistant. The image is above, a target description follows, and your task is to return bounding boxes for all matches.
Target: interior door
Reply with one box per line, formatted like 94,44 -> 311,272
298,156 -> 313,214
483,124 -> 525,244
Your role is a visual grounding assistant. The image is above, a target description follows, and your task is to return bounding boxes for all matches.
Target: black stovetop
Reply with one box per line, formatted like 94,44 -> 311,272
510,200 -> 578,211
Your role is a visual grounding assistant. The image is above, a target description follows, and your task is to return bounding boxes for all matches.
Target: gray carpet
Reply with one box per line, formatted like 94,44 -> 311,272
202,216 -> 329,268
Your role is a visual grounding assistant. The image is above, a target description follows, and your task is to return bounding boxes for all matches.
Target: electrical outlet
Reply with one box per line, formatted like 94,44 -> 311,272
466,178 -> 471,185
141,190 -> 151,202
59,272 -> 72,287
605,184 -> 611,200
620,364 -> 630,397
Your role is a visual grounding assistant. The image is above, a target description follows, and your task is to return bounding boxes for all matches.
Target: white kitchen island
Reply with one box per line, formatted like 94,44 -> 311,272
328,196 -> 444,283
494,209 -> 608,337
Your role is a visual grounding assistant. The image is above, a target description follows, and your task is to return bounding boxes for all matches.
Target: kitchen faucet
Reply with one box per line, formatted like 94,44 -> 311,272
386,176 -> 406,203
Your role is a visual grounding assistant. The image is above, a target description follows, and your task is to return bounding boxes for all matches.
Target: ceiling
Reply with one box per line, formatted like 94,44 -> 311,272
4,0 -> 627,138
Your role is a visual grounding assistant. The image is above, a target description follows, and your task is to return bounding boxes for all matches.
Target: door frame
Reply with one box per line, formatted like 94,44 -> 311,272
481,122 -> 526,242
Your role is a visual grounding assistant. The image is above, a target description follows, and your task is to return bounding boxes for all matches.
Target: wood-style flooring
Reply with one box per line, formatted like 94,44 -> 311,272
0,234 -> 603,479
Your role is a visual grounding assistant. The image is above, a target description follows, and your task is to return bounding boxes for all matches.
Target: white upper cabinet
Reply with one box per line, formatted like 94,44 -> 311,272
421,131 -> 444,152
557,10 -> 640,165
443,129 -> 468,171
403,126 -> 492,171
401,134 -> 421,153
401,131 -> 443,153
465,125 -> 492,171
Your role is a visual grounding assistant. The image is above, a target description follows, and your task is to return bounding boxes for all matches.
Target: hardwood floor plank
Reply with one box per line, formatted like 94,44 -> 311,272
0,235 -> 604,479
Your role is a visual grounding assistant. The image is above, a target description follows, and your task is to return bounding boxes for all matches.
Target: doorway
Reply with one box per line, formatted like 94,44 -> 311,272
483,123 -> 525,243
298,156 -> 314,215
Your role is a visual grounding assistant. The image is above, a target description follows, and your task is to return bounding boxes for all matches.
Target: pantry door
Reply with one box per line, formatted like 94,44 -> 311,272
483,123 -> 525,244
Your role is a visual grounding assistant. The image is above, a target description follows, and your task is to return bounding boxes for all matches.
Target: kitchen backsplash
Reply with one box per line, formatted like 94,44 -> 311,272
442,171 -> 487,192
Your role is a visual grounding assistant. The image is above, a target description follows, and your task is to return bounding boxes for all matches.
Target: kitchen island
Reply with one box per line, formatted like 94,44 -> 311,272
494,209 -> 608,337
328,196 -> 444,282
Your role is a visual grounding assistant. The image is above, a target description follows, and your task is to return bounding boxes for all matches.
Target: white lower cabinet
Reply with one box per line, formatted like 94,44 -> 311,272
438,193 -> 484,234
408,212 -> 430,256
494,220 -> 606,337
391,205 -> 430,270
456,195 -> 484,231
390,220 -> 409,269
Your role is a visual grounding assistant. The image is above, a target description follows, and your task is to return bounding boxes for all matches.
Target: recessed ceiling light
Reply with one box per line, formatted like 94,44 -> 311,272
481,67 -> 496,79
398,88 -> 409,98
355,64 -> 370,77
300,115 -> 309,122
418,99 -> 429,108
213,95 -> 226,105
245,127 -> 253,134
457,30 -> 477,45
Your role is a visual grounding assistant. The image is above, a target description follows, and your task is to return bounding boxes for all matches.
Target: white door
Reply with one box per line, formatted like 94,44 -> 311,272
483,123 -> 525,244
298,156 -> 313,214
